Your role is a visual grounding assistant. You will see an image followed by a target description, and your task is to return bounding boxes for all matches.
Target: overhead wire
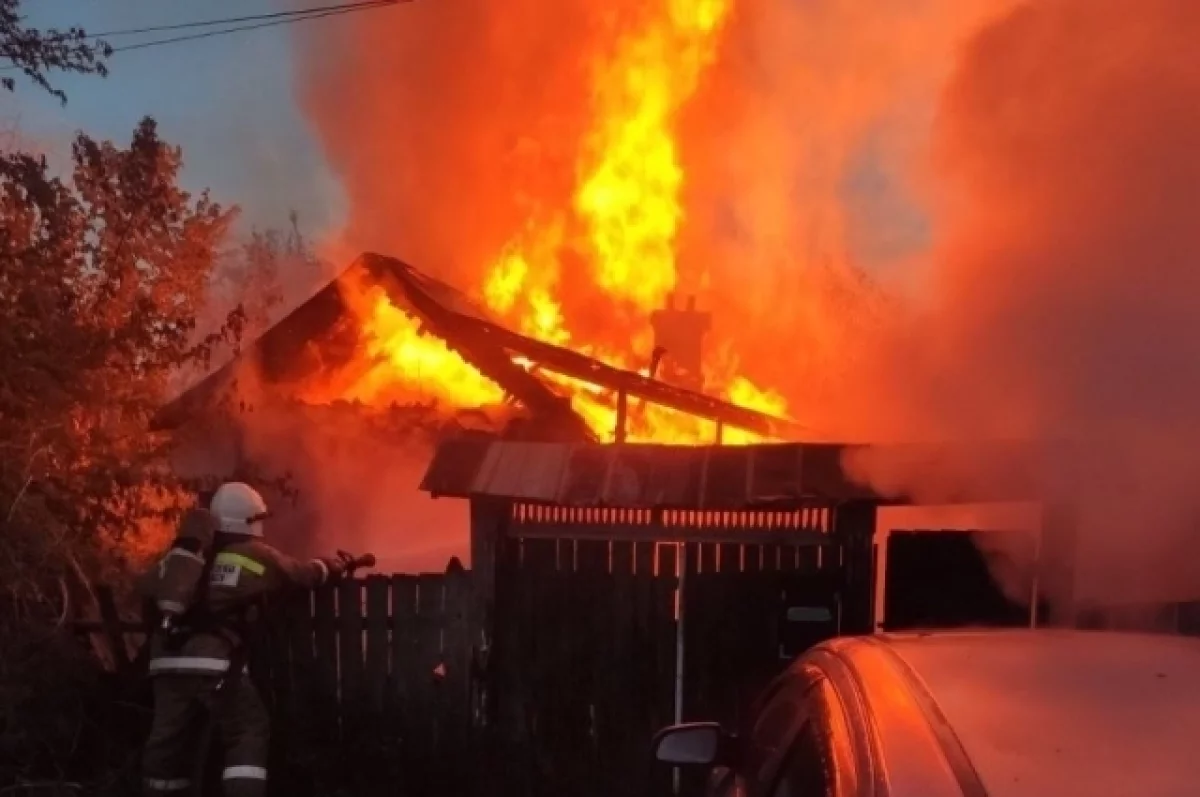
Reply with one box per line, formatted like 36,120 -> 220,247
1,0 -> 406,68
89,0 -> 402,39
109,4 -> 407,54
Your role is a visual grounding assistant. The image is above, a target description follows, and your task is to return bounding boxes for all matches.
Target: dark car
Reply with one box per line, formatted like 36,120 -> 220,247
652,629 -> 1200,797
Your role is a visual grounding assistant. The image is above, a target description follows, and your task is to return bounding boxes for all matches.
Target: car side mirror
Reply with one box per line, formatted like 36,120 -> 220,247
652,722 -> 728,766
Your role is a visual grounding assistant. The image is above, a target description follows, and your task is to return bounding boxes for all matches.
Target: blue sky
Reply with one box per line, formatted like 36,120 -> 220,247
4,0 -> 345,238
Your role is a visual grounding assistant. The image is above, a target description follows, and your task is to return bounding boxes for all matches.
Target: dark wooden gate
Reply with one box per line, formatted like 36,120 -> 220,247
680,535 -> 840,729
419,438 -> 889,797
492,535 -> 676,797
488,505 -> 853,797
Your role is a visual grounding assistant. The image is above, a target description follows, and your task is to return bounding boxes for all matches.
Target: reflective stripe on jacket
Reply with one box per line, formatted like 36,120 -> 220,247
148,654 -> 233,676
148,537 -> 329,677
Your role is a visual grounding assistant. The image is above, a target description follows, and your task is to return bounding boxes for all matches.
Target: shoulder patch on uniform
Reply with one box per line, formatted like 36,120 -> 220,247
210,560 -> 240,587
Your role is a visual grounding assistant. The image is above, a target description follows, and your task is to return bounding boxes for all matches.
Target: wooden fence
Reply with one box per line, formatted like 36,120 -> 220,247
73,570 -> 479,797
490,537 -> 843,797
491,539 -> 677,797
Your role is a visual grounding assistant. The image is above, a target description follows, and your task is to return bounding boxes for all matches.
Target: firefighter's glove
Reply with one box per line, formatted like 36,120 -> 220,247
320,556 -> 349,583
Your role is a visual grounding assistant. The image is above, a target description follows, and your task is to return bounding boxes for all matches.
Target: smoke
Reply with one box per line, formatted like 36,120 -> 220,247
287,0 -> 1012,402
290,0 -> 600,286
236,397 -> 469,575
285,0 -> 1200,607
846,0 -> 1200,608
168,362 -> 468,574
674,0 -> 1015,414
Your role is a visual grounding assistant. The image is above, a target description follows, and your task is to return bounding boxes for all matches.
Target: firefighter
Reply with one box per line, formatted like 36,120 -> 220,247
140,481 -> 351,797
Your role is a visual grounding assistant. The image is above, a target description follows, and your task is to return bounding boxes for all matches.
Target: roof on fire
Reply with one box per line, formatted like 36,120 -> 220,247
152,252 -> 584,433
152,253 -> 801,440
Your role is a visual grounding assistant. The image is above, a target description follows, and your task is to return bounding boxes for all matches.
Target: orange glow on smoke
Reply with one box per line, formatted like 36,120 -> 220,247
305,0 -> 789,444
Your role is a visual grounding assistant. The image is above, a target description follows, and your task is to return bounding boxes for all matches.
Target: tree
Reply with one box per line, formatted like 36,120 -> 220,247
0,115 -> 242,634
1,0 -> 111,103
0,116 -> 241,786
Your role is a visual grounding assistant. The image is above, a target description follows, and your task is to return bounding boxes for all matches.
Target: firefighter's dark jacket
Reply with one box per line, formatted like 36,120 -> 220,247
147,534 -> 329,677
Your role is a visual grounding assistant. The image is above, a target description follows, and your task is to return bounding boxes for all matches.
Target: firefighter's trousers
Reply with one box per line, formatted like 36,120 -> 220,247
142,672 -> 270,797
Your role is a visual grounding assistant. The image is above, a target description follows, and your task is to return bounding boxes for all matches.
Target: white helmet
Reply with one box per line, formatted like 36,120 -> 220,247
209,482 -> 268,537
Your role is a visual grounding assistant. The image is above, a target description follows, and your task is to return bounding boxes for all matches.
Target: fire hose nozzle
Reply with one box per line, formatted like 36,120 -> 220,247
337,550 -> 377,571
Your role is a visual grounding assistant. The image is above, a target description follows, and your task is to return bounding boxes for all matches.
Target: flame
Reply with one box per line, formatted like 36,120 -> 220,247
309,0 -> 789,444
727,377 -> 788,418
483,250 -> 527,315
575,0 -> 731,311
351,294 -> 504,408
306,277 -> 505,409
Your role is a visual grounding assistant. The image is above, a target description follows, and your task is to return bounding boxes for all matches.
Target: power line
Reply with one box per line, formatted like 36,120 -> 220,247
90,0 -> 401,39
1,0 -> 407,70
109,4 -> 407,54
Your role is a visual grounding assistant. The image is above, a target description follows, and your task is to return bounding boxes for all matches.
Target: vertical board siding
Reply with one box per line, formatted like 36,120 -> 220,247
261,573 -> 478,797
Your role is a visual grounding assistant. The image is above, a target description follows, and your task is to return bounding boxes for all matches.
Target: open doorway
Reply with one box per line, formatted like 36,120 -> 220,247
874,504 -> 1049,632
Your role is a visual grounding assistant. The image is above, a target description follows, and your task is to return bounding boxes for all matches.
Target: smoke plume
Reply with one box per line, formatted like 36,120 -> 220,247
285,0 -> 1200,607
290,0 -> 601,283
673,0 -> 1016,413
238,398 -> 469,575
846,0 -> 1200,607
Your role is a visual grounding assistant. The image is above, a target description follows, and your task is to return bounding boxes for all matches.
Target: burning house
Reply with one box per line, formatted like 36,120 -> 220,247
153,252 -> 801,569
155,252 -> 800,443
149,255 -> 1180,796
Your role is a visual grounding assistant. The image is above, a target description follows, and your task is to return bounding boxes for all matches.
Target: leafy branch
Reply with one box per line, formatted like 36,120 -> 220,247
0,0 -> 111,104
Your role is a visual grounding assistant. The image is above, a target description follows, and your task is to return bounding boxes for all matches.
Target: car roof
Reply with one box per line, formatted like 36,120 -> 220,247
846,629 -> 1200,797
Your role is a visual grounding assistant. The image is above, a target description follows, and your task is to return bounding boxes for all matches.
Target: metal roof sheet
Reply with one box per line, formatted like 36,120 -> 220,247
419,439 -> 883,508
419,438 -> 1079,508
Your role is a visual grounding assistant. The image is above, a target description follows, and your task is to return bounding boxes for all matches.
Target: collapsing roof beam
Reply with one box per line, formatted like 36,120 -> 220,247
360,252 -> 805,439
474,316 -> 804,439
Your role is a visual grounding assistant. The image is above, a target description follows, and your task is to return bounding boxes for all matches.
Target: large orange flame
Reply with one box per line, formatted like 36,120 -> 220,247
314,0 -> 788,444
574,0 -> 731,311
